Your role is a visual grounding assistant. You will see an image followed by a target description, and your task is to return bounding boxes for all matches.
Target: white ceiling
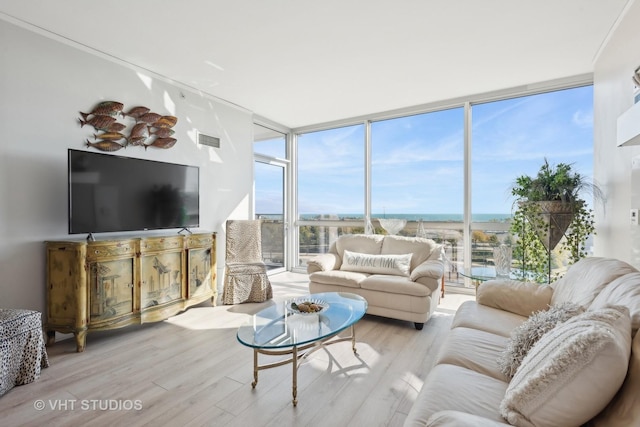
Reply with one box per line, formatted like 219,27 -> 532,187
0,0 -> 632,128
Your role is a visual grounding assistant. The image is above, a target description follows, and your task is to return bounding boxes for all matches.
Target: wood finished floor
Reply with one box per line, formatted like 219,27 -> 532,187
1,273 -> 475,427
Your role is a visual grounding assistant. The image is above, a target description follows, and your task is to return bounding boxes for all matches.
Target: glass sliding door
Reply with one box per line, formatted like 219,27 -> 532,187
254,123 -> 288,273
255,160 -> 286,271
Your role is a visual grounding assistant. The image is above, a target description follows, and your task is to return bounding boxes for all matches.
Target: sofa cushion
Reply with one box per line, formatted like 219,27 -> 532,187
497,302 -> 585,378
427,411 -> 512,427
550,257 -> 637,307
308,270 -> 368,288
477,280 -> 553,318
380,235 -> 439,270
589,330 -> 640,427
500,305 -> 631,427
360,274 -> 432,297
435,327 -> 510,381
589,271 -> 640,334
358,289 -> 431,317
334,234 -> 384,261
451,301 -> 527,337
405,364 -> 509,426
340,250 -> 412,276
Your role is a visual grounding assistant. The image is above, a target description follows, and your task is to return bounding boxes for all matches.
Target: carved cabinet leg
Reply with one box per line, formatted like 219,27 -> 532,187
46,330 -> 56,346
75,329 -> 88,352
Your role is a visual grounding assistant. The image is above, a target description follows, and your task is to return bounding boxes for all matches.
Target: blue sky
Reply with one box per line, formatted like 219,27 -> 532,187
256,85 -> 594,217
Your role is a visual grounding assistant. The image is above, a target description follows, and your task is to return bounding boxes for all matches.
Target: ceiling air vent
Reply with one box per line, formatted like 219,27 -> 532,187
197,132 -> 220,148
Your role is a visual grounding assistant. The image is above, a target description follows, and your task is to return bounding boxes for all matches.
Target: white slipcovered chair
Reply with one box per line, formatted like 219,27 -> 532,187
222,220 -> 273,304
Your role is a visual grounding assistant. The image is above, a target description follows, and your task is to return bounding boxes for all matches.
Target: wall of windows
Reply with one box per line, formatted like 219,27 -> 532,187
292,83 -> 595,289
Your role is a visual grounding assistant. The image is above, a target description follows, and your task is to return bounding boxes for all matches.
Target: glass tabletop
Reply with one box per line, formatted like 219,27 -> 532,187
236,292 -> 367,350
459,266 -> 515,282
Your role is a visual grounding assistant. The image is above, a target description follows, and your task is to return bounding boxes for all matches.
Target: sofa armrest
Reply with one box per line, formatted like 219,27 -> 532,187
426,410 -> 511,427
306,253 -> 340,273
411,260 -> 444,281
410,260 -> 444,292
477,279 -> 553,317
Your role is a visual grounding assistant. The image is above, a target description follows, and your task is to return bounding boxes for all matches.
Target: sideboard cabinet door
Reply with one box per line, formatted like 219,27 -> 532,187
186,233 -> 217,304
86,239 -> 138,327
140,236 -> 185,309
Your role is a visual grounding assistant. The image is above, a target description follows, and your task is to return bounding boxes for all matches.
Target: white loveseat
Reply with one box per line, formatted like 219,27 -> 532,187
307,234 -> 444,330
404,257 -> 640,427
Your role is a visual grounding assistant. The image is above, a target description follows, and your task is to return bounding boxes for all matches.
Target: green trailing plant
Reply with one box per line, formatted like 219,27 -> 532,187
510,159 -> 601,282
559,203 -> 596,261
511,158 -> 603,203
510,203 -> 550,283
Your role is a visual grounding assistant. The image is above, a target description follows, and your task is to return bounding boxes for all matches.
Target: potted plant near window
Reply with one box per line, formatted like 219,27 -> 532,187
510,159 -> 603,282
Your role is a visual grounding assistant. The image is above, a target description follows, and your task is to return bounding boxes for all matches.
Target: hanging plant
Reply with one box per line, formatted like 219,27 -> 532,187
509,159 -> 602,282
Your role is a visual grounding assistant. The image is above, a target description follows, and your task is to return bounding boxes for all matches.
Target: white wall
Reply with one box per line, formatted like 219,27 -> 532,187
0,19 -> 255,311
593,0 -> 640,266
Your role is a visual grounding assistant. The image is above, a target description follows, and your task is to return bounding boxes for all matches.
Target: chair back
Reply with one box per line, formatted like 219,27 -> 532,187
225,220 -> 264,264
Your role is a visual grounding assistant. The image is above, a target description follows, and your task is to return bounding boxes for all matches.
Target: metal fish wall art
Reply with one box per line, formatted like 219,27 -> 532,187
79,115 -> 117,131
106,122 -> 127,133
152,116 -> 178,129
151,127 -> 175,138
79,101 -> 124,119
86,140 -> 125,152
80,101 -> 178,151
129,122 -> 149,138
122,106 -> 150,120
138,112 -> 163,125
124,123 -> 150,146
127,136 -> 148,146
93,132 -> 125,141
146,137 -> 177,150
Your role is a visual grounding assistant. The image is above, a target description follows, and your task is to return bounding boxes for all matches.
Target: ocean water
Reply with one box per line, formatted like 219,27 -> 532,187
261,213 -> 512,222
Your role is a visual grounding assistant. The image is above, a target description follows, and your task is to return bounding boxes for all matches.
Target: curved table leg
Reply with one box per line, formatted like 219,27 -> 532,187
292,345 -> 298,407
251,349 -> 258,388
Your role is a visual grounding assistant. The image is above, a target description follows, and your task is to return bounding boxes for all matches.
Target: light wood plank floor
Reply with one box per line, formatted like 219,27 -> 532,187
1,273 -> 475,427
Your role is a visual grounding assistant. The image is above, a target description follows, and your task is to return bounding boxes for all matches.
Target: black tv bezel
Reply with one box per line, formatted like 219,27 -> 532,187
67,149 -> 200,235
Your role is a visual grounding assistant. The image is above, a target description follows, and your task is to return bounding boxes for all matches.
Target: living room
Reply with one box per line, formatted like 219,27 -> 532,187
2,1 -> 640,425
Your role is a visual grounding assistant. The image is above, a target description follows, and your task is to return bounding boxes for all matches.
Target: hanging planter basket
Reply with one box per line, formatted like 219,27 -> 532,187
520,200 -> 580,251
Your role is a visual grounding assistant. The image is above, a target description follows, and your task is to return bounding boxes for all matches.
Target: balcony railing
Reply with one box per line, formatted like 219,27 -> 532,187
260,215 -> 591,287
295,218 -> 513,289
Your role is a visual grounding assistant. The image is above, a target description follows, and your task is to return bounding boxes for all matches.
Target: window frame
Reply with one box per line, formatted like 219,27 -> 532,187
272,77 -> 595,287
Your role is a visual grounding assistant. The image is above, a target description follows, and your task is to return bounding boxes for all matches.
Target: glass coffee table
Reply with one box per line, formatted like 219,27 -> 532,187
460,266 -> 520,288
460,266 -> 500,284
236,292 -> 367,406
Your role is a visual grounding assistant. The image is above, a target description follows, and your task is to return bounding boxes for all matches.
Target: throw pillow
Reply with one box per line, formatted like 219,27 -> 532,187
340,250 -> 412,276
497,302 -> 584,378
500,305 -> 632,427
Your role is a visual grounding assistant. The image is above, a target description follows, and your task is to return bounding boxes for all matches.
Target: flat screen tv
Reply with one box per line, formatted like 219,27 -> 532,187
68,149 -> 199,235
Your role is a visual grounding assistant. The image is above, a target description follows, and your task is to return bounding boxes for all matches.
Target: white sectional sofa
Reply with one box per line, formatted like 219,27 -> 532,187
404,257 -> 640,427
307,234 -> 444,329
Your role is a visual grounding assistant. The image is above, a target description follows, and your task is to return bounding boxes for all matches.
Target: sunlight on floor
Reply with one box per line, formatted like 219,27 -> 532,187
269,271 -> 476,313
165,271 -> 475,331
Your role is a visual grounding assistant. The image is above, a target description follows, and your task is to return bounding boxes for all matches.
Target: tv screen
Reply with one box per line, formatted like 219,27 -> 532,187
68,149 -> 199,234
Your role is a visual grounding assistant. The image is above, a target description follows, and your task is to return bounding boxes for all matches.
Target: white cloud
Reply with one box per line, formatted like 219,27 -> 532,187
572,109 -> 593,128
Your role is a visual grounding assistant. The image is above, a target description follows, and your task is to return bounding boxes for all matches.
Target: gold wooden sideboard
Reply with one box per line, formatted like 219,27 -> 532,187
45,232 -> 216,352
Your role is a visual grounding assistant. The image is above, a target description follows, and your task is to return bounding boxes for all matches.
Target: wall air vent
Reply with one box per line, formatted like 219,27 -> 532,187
197,132 -> 220,148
